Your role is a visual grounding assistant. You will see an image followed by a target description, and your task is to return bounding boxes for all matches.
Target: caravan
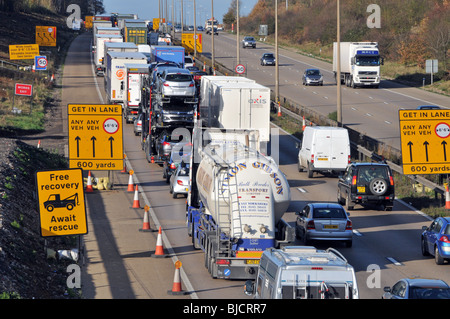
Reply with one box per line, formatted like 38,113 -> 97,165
245,246 -> 359,299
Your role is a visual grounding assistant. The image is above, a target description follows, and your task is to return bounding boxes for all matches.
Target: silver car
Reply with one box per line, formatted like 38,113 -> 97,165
302,68 -> 323,86
295,203 -> 353,247
169,162 -> 190,198
157,68 -> 196,97
242,36 -> 256,48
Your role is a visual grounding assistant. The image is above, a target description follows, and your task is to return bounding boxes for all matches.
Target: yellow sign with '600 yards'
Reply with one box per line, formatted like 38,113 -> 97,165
36,168 -> 87,237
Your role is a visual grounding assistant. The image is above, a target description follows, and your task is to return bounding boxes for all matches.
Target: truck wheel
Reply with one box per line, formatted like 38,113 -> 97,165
66,203 -> 74,210
297,161 -> 303,172
46,205 -> 54,212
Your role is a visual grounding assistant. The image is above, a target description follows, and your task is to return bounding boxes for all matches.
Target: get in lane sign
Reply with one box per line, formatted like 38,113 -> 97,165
68,104 -> 123,170
36,168 -> 87,237
399,109 -> 450,175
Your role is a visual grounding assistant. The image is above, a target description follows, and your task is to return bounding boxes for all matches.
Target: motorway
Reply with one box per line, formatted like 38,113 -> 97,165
62,32 -> 449,299
199,32 -> 449,151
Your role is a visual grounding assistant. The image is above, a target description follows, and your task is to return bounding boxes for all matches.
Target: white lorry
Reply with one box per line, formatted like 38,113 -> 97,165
186,127 -> 294,280
123,63 -> 150,123
93,34 -> 123,75
297,126 -> 350,178
104,51 -> 147,105
333,42 -> 383,88
200,77 -> 270,153
244,246 -> 359,299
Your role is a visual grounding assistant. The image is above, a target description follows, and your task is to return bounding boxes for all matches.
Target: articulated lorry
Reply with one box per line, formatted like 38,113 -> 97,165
150,45 -> 185,67
93,34 -> 123,75
105,51 -> 147,105
186,127 -> 294,280
333,42 -> 383,88
123,63 -> 150,123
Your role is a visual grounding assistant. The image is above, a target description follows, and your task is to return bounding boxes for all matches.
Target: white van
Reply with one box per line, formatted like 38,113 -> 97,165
297,126 -> 350,178
244,246 -> 359,299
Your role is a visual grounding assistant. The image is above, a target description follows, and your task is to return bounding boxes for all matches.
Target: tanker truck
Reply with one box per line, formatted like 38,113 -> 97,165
186,126 -> 294,280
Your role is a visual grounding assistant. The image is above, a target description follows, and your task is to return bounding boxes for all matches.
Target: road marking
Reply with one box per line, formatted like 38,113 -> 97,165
386,257 -> 403,266
89,41 -> 104,104
385,120 -> 392,125
353,230 -> 363,237
297,187 -> 307,193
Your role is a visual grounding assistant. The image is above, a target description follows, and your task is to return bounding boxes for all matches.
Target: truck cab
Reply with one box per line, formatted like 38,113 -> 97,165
245,246 -> 359,299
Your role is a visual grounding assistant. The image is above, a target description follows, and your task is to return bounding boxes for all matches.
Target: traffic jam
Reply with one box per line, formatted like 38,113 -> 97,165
78,13 -> 450,299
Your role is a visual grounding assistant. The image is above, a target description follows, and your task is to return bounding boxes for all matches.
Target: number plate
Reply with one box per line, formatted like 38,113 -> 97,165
324,225 -> 338,229
317,157 -> 328,161
357,186 -> 366,193
245,259 -> 260,265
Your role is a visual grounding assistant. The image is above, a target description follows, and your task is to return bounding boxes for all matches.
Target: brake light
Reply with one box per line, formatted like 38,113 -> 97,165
163,141 -> 171,146
189,82 -> 194,87
352,176 -> 357,185
311,154 -> 314,164
311,267 -> 323,270
307,220 -> 315,230
177,180 -> 184,185
216,259 -> 230,265
346,220 -> 352,230
163,83 -> 170,86
440,236 -> 450,243
390,176 -> 394,186
348,155 -> 351,164
170,163 -> 176,169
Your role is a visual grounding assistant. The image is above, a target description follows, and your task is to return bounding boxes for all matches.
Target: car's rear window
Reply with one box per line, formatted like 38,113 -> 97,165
166,74 -> 192,82
357,166 -> 388,183
313,208 -> 346,219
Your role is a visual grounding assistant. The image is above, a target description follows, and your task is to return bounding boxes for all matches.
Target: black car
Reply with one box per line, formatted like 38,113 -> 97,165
260,53 -> 276,66
337,162 -> 395,211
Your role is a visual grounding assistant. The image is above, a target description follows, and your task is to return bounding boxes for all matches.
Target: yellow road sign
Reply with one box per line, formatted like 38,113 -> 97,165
36,26 -> 57,47
68,104 -> 123,170
181,33 -> 202,53
36,168 -> 87,237
399,109 -> 450,175
9,44 -> 39,60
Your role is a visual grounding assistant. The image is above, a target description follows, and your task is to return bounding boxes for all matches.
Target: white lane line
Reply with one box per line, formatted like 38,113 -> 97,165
386,257 -> 403,266
353,230 -> 363,237
297,187 -> 307,193
90,40 -> 105,104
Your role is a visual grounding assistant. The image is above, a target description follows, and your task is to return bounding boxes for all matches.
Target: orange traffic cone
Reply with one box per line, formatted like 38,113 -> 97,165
127,170 -> 134,192
302,116 -> 306,131
202,63 -> 206,72
277,102 -> 282,117
167,261 -> 188,295
139,205 -> 153,232
445,184 -> 450,209
132,185 -> 141,208
37,140 -> 41,148
86,171 -> 93,193
152,227 -> 166,258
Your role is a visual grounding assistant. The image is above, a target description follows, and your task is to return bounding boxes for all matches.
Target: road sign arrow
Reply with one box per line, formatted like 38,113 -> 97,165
442,140 -> 448,161
75,136 -> 81,157
91,136 -> 97,158
423,141 -> 429,162
108,136 -> 114,158
407,141 -> 413,162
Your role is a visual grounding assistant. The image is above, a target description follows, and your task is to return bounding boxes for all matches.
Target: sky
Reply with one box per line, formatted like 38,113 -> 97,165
102,0 -> 259,24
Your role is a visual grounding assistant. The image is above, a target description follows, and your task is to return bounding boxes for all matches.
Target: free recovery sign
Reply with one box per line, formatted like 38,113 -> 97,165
68,104 -> 123,170
36,168 -> 87,237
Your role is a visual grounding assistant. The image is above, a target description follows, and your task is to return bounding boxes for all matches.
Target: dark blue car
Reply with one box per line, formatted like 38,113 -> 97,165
421,217 -> 450,265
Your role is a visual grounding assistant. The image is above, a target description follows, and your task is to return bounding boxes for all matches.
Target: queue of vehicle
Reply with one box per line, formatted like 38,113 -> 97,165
89,13 -> 449,299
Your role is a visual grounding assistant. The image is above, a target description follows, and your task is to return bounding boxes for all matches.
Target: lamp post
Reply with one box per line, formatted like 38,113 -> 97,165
336,0 -> 342,126
275,0 -> 279,104
236,0 -> 240,66
211,0 -> 215,73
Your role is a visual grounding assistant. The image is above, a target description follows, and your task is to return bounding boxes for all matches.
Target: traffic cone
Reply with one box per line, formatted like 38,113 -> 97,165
445,184 -> 450,209
167,261 -> 187,295
139,205 -> 153,232
152,227 -> 166,258
86,171 -> 93,193
302,116 -> 306,131
127,170 -> 134,192
132,185 -> 141,208
202,63 -> 206,72
37,140 -> 41,148
277,102 -> 282,117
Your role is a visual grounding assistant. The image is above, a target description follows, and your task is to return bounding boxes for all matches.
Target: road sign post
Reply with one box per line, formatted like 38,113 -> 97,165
36,168 -> 87,237
399,109 -> 450,175
68,104 -> 123,170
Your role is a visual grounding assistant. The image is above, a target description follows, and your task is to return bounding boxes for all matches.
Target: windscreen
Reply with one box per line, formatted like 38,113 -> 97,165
166,73 -> 192,82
